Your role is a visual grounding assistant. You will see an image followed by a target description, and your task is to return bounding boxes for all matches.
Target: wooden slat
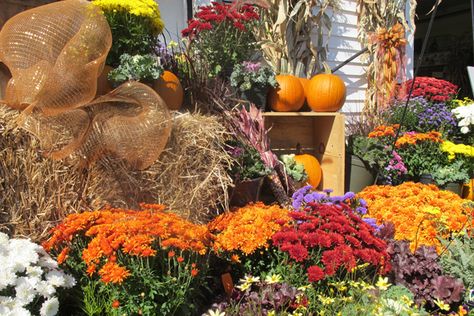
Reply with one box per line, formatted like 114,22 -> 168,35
264,113 -> 345,195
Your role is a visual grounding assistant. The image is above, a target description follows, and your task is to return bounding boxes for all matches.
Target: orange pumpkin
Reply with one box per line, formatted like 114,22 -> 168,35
298,77 -> 311,111
268,74 -> 305,112
298,77 -> 311,97
153,70 -> 184,111
294,153 -> 322,188
307,73 -> 346,112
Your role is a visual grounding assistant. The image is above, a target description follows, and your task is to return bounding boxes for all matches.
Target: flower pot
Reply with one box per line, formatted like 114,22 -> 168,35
442,182 -> 463,197
241,86 -> 268,109
419,174 -> 436,185
229,177 -> 265,207
345,155 -> 374,193
462,179 -> 474,200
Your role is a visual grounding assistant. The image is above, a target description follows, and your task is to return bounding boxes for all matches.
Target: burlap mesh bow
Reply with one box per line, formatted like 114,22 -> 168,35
0,0 -> 171,170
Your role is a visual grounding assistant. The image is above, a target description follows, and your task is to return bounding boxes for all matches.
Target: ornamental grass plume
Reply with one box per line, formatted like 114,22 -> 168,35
43,204 -> 211,284
208,202 -> 291,255
358,182 -> 474,252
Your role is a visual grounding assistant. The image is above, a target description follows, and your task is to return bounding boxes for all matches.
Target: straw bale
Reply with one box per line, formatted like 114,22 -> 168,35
1,106 -> 234,241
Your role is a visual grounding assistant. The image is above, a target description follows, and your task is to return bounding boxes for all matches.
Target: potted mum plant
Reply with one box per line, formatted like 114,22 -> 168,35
181,2 -> 261,78
108,53 -> 164,86
227,141 -> 271,207
230,61 -> 278,108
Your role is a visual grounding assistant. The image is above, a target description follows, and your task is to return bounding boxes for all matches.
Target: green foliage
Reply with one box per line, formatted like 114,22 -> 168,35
432,160 -> 470,187
73,251 -> 208,316
228,142 -> 270,181
230,62 -> 278,92
440,232 -> 474,300
102,12 -> 156,67
399,141 -> 448,179
108,53 -> 163,84
280,154 -> 308,182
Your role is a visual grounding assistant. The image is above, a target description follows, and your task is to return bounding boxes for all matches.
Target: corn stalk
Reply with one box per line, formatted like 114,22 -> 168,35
254,0 -> 340,77
357,0 -> 417,115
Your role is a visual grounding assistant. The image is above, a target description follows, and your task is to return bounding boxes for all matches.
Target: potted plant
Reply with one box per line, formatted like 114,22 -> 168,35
230,61 -> 278,109
108,53 -> 164,86
279,154 -> 308,190
181,2 -> 261,79
227,142 -> 271,207
430,161 -> 470,196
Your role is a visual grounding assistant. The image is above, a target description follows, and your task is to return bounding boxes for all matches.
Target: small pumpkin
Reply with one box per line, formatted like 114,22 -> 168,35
268,74 -> 305,112
307,71 -> 346,112
294,145 -> 322,188
153,70 -> 184,111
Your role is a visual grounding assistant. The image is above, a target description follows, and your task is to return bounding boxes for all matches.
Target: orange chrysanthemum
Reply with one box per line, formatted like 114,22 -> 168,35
43,204 -> 211,283
208,202 -> 291,255
368,124 -> 400,138
358,182 -> 473,252
99,262 -> 130,284
395,131 -> 443,148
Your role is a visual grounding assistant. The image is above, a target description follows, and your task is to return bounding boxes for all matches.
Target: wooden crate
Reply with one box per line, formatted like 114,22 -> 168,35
263,112 -> 345,196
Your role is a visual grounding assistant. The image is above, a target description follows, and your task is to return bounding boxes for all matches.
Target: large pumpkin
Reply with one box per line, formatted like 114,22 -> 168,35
268,74 -> 305,112
153,70 -> 184,111
298,77 -> 311,97
294,153 -> 322,188
307,73 -> 346,112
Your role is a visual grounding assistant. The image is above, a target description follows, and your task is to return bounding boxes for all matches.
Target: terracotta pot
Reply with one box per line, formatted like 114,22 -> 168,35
96,65 -> 113,96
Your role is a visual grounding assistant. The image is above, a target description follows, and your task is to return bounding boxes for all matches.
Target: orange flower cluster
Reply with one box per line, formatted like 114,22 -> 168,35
368,124 -> 400,138
358,182 -> 473,252
208,202 -> 290,255
43,204 -> 211,284
395,131 -> 443,148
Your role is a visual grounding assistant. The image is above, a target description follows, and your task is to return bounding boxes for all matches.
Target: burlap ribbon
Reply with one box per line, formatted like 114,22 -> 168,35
0,0 -> 171,170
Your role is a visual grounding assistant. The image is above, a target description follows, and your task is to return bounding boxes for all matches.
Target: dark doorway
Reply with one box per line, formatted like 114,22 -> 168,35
414,0 -> 473,97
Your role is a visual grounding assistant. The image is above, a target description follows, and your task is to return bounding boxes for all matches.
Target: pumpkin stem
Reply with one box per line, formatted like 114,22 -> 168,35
296,143 -> 302,155
322,62 -> 332,75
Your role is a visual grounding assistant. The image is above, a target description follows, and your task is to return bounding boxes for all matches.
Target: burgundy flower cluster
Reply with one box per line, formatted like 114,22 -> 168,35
181,2 -> 260,38
400,77 -> 458,102
272,203 -> 391,283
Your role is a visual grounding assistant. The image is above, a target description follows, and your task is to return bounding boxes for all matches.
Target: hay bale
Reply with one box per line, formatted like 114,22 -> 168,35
1,107 -> 234,240
0,105 -> 90,240
87,112 -> 234,223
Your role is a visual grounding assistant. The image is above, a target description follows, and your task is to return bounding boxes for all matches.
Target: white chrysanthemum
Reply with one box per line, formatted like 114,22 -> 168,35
26,266 -> 44,278
40,297 -> 59,316
0,305 -> 11,315
37,254 -> 58,270
0,232 -> 9,251
9,305 -> 31,316
0,266 -> 16,291
45,270 -> 66,288
63,274 -> 76,288
15,277 -> 36,306
35,280 -> 56,297
7,239 -> 40,272
0,296 -> 15,309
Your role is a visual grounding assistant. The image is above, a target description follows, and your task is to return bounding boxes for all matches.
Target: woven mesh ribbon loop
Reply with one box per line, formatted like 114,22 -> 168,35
0,0 -> 171,170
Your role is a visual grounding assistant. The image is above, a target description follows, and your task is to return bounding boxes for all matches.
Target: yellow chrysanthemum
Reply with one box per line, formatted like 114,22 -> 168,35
441,141 -> 474,161
92,0 -> 164,34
